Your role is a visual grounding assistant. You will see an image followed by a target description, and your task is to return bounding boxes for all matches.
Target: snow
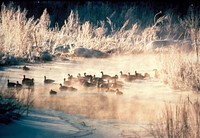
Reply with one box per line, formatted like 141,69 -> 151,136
0,108 -> 151,138
0,108 -> 94,138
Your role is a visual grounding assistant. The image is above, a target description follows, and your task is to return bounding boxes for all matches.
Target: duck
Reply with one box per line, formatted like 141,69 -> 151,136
110,75 -> 118,81
44,76 -> 55,84
26,78 -> 34,86
84,73 -> 93,80
22,75 -> 34,86
59,84 -> 68,91
97,80 -> 110,89
77,73 -> 86,83
69,75 -> 78,82
80,74 -> 94,87
64,78 -> 71,85
50,89 -> 57,95
115,89 -> 123,95
135,71 -> 150,79
23,65 -> 30,71
128,72 -> 135,78
100,71 -> 111,80
67,74 -> 73,80
135,71 -> 145,79
82,80 -> 96,88
144,73 -> 150,79
120,71 -> 128,79
135,70 -> 142,76
110,78 -> 123,88
66,74 -> 77,82
15,81 -> 22,88
125,72 -> 136,82
22,75 -> 31,84
7,80 -> 16,88
93,75 -> 104,84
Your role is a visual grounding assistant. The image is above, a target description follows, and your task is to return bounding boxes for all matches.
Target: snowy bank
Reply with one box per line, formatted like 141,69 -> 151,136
0,108 -> 150,138
0,108 -> 96,138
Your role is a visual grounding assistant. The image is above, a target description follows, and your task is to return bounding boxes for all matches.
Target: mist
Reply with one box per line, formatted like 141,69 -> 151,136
0,54 -> 196,123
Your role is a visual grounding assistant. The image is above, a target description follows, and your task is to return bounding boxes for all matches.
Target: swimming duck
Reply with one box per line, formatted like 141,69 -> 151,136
67,74 -> 73,80
83,80 -> 96,87
125,72 -> 136,82
97,80 -> 110,89
144,73 -> 150,79
135,71 -> 145,79
59,84 -> 68,91
26,78 -> 34,86
120,71 -> 128,79
22,75 -> 31,84
64,78 -> 71,85
128,72 -> 135,78
84,73 -> 93,80
7,80 -> 16,88
16,81 -> 22,88
44,76 -> 55,84
77,73 -> 86,83
100,71 -> 111,80
22,75 -> 34,86
23,65 -> 30,71
50,89 -> 57,95
110,75 -> 118,81
135,71 -> 150,79
93,75 -> 104,84
110,78 -> 123,88
116,89 -> 123,95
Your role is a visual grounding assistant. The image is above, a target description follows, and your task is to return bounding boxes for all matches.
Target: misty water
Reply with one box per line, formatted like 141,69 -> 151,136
0,54 -> 198,123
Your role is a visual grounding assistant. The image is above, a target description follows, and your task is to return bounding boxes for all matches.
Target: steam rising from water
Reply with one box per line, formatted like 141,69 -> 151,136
0,54 -> 196,122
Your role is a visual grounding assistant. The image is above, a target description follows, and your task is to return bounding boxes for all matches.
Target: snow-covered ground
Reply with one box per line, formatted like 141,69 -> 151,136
0,108 -> 151,138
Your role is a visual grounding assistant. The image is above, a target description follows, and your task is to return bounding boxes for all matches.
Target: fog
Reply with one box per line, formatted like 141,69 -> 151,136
0,54 -> 197,123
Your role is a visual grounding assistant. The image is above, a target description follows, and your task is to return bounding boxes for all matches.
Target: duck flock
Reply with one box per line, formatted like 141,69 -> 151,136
7,65 -> 157,96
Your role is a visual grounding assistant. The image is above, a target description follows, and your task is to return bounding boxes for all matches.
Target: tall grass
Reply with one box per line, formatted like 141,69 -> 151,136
157,48 -> 197,90
0,76 -> 34,124
0,2 -> 181,62
155,5 -> 200,92
148,97 -> 200,138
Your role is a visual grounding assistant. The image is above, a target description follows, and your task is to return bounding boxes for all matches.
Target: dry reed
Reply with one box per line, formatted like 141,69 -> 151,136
148,97 -> 200,138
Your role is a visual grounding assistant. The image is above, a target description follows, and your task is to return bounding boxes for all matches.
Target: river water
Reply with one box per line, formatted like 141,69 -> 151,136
0,54 -> 199,123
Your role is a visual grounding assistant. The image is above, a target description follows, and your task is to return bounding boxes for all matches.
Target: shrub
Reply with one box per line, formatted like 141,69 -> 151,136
157,46 -> 200,92
0,2 -> 183,61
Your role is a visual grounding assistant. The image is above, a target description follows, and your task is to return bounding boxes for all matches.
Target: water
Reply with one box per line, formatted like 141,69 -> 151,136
0,54 -> 199,122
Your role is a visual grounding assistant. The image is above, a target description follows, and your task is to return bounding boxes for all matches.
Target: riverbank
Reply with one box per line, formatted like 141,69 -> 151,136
0,108 -> 151,138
